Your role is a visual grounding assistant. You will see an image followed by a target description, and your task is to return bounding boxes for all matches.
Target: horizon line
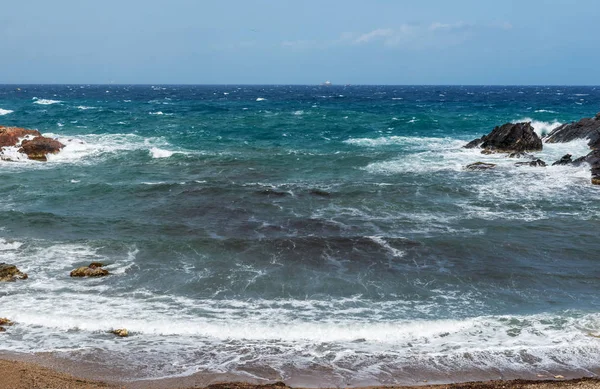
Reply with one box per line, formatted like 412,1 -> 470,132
1,83 -> 600,87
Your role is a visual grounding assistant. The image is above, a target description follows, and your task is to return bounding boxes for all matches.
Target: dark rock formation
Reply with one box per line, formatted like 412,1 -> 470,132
0,126 -> 41,147
18,136 -> 65,161
70,262 -> 109,277
257,189 -> 290,197
572,149 -> 600,185
544,112 -> 600,149
465,122 -> 543,153
0,263 -> 28,282
552,154 -> 573,166
515,159 -> 547,167
508,152 -> 535,159
466,162 -> 496,171
309,189 -> 331,197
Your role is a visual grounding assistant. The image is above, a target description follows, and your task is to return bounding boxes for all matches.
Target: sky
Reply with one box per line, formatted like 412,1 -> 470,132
1,0 -> 599,85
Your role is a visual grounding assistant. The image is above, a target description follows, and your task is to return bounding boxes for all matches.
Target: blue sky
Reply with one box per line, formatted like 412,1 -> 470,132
1,0 -> 599,84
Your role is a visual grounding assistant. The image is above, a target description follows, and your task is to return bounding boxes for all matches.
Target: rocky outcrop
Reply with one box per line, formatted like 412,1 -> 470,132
0,318 -> 15,333
0,125 -> 64,161
544,112 -> 600,148
70,262 -> 109,277
18,136 -> 65,161
0,263 -> 28,282
552,154 -> 573,166
515,159 -> 547,167
573,149 -> 600,185
0,126 -> 41,147
110,328 -> 129,337
465,122 -> 543,153
465,162 -> 496,170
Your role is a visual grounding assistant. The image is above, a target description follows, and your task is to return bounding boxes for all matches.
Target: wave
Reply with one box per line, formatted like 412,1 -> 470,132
344,135 -> 464,149
32,98 -> 62,105
149,147 -> 175,158
0,108 -> 14,115
514,117 -> 562,137
256,97 -> 266,101
76,105 -> 96,110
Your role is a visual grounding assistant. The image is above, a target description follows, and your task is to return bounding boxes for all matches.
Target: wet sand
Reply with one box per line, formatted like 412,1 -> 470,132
1,357 -> 600,389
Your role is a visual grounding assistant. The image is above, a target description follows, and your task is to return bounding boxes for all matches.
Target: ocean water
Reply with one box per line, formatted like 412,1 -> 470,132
0,85 -> 599,385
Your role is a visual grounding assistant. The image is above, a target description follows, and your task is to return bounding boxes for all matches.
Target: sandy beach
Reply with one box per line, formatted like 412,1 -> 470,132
2,357 -> 600,389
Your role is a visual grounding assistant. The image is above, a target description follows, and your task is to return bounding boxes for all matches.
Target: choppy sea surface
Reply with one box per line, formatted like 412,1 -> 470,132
0,85 -> 599,386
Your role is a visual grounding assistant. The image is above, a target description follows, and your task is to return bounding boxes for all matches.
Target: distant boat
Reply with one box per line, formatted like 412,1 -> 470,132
321,80 -> 332,86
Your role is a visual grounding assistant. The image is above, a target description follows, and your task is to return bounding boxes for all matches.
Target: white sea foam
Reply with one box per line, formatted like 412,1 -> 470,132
0,108 -> 14,115
149,111 -> 164,115
256,97 -> 266,101
293,110 -> 304,116
32,98 -> 62,105
76,105 -> 96,110
149,147 -> 174,158
534,109 -> 557,113
513,117 -> 563,137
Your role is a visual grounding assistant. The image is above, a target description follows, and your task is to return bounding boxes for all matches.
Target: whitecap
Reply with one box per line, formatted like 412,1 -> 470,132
534,109 -> 557,113
149,111 -> 164,115
256,98 -> 266,101
0,108 -> 14,115
513,117 -> 562,137
77,106 -> 96,110
32,98 -> 62,105
292,110 -> 304,116
149,147 -> 174,158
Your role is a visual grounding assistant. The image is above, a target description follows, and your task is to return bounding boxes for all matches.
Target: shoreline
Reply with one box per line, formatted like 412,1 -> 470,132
1,353 -> 600,389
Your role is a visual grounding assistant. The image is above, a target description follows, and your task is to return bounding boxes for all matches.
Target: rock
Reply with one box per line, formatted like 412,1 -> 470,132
508,152 -> 535,159
0,126 -> 41,147
0,327 -> 5,333
309,189 -> 331,197
465,162 -> 496,171
552,154 -> 573,166
515,159 -> 547,167
0,263 -> 28,282
544,112 -> 600,149
464,122 -> 543,153
257,189 -> 290,197
18,136 -> 65,161
0,318 -> 14,326
70,263 -> 109,277
110,328 -> 129,337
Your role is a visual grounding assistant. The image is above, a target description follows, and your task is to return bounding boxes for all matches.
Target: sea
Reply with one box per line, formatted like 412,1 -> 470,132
0,85 -> 599,386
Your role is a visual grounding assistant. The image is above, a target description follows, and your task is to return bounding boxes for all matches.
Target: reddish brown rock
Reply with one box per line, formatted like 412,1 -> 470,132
18,136 -> 65,161
70,263 -> 109,278
0,126 -> 41,147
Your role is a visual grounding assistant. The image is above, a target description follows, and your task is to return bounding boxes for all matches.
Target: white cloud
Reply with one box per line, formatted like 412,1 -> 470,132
279,21 -> 512,51
354,28 -> 394,44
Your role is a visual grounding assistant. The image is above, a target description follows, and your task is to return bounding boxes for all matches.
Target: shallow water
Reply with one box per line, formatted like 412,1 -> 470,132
0,85 -> 599,385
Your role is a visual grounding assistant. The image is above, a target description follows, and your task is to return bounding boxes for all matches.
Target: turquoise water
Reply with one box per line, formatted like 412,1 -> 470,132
1,85 -> 600,385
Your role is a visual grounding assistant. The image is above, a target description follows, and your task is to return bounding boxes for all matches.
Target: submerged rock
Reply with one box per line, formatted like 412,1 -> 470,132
70,262 -> 109,277
0,263 -> 28,282
552,154 -> 573,166
544,112 -> 600,148
465,122 -> 543,153
465,162 -> 496,171
508,152 -> 535,159
110,328 -> 129,337
309,189 -> 331,197
515,159 -> 547,167
18,136 -> 65,161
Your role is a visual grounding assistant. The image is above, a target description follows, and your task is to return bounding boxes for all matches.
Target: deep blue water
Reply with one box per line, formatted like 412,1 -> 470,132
1,85 -> 599,385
